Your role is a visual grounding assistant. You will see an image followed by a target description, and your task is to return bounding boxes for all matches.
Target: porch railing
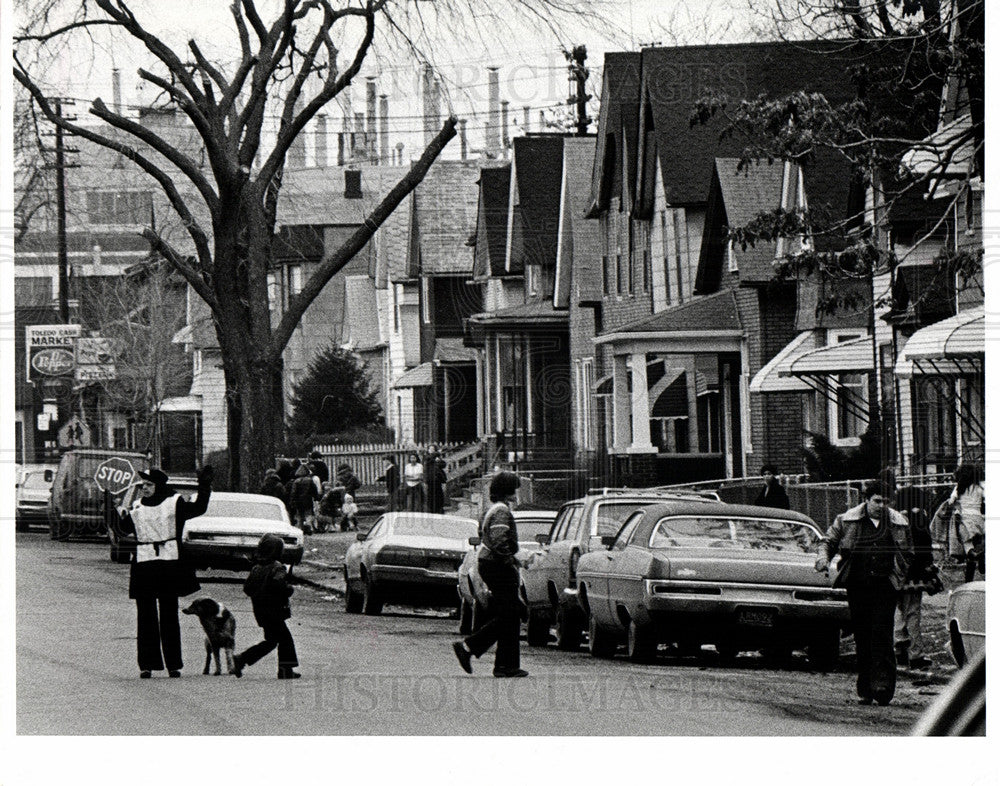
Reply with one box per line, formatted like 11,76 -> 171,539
304,441 -> 472,487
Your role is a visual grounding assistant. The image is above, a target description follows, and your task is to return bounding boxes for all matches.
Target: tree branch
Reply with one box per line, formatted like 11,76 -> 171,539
141,230 -> 219,312
267,115 -> 458,359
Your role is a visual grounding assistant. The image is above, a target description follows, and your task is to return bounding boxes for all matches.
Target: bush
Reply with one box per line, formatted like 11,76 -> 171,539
803,420 -> 883,481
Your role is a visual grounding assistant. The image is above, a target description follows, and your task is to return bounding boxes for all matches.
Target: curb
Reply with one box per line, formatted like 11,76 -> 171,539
291,559 -> 345,598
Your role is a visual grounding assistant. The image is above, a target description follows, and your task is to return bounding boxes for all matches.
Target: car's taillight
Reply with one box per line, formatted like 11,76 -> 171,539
568,549 -> 580,587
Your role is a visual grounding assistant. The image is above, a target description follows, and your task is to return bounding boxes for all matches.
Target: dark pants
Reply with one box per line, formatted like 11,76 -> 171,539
237,620 -> 298,671
464,560 -> 520,675
136,595 -> 182,672
847,580 -> 898,701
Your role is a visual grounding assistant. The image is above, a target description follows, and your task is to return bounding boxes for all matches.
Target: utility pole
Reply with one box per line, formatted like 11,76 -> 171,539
565,45 -> 591,136
45,98 -> 78,323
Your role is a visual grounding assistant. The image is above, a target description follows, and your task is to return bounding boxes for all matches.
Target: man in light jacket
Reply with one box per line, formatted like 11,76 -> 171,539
815,482 -> 913,706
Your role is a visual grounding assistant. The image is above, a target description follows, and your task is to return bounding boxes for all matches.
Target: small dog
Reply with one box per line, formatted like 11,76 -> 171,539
183,597 -> 237,675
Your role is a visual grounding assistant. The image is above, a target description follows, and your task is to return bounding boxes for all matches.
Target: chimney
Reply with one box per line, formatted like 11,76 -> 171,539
539,109 -> 546,130
112,68 -> 122,115
522,105 -> 531,133
353,112 -> 365,159
431,77 -> 442,138
422,65 -> 434,147
396,142 -> 404,166
459,119 -> 468,160
366,77 -> 377,161
501,100 -> 510,153
379,94 -> 389,164
487,67 -> 500,156
337,132 -> 345,166
315,113 -> 328,167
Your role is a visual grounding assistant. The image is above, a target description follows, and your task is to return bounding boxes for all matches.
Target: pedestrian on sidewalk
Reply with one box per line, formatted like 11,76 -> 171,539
259,468 -> 287,507
427,456 -> 448,514
894,484 -> 939,669
815,482 -> 913,706
289,464 -> 320,533
931,465 -> 985,582
402,452 -> 425,512
378,455 -> 400,511
233,534 -> 300,680
452,471 -> 528,678
121,465 -> 214,678
753,463 -> 790,510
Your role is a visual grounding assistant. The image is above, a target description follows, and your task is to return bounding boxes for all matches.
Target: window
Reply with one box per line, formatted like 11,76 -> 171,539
287,264 -> 303,296
86,190 -> 152,225
601,255 -> 610,295
267,273 -> 278,313
393,284 -> 400,332
827,331 -> 868,444
421,277 -> 430,324
649,516 -> 821,553
612,511 -> 644,550
672,209 -> 686,303
727,240 -> 738,273
643,247 -> 651,293
593,501 -> 647,538
616,254 -> 623,294
577,358 -> 594,450
551,505 -> 582,542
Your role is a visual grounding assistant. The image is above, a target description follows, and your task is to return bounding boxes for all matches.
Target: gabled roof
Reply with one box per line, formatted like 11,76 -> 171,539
639,40 -> 856,207
588,52 -> 642,215
412,160 -> 482,276
554,136 -> 600,308
279,165 -> 406,226
472,165 -> 512,280
508,135 -> 565,273
599,290 -> 742,337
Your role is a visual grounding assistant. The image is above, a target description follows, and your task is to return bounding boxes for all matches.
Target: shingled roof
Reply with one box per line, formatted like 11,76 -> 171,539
413,160 -> 482,276
639,40 -> 856,207
601,289 -> 742,337
472,165 -> 512,280
588,51 -> 642,215
509,135 -> 564,273
554,136 -> 601,308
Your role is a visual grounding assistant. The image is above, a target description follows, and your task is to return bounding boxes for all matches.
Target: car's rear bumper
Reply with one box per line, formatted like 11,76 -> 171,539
369,566 -> 462,607
183,541 -> 303,570
371,565 -> 460,586
16,505 -> 49,522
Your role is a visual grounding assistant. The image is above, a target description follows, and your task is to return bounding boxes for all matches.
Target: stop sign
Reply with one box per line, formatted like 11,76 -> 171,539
94,457 -> 139,495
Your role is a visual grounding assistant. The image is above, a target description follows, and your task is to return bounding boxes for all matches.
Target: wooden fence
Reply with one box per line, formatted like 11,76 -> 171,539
304,441 -> 479,488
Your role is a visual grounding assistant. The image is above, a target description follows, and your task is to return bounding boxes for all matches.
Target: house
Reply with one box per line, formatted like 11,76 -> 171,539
466,135 -> 572,467
586,41 -> 861,484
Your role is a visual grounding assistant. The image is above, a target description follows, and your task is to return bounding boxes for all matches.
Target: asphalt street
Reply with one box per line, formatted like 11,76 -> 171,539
16,531 -> 940,735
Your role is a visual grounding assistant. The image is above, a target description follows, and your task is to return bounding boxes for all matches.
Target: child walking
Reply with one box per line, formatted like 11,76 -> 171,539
233,534 -> 300,679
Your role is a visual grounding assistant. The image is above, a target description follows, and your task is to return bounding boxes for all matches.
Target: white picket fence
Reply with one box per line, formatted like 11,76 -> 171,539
306,441 -> 478,487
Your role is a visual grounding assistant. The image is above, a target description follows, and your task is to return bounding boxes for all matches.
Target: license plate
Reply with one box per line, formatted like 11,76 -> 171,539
737,607 -> 777,627
428,559 -> 456,572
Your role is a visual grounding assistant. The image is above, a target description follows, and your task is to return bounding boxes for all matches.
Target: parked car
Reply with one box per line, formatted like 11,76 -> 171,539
456,510 -> 556,635
106,476 -> 199,563
180,492 -> 304,571
343,512 -> 479,615
911,648 -> 985,736
48,449 -> 149,540
575,501 -> 848,668
15,464 -> 58,531
520,488 -> 719,649
946,580 -> 985,667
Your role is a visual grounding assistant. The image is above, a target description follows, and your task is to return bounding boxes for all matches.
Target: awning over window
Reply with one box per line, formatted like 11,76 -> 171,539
392,362 -> 433,389
895,307 -> 984,378
157,395 -> 203,412
750,330 -> 823,393
784,335 -> 874,377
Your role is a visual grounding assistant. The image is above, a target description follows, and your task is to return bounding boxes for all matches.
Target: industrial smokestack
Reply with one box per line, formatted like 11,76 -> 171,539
431,77 -> 442,140
337,132 -> 345,166
522,105 -> 531,134
353,112 -> 365,160
501,100 -> 510,154
459,119 -> 468,160
379,94 -> 389,164
422,65 -> 434,147
396,141 -> 404,166
112,68 -> 122,115
487,67 -> 500,156
366,77 -> 377,161
316,114 -> 328,167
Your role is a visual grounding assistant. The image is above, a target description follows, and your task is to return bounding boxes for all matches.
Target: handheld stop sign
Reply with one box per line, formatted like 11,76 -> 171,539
94,456 -> 139,495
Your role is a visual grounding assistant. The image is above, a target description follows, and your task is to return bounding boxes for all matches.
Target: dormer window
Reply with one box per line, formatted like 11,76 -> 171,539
727,239 -> 738,272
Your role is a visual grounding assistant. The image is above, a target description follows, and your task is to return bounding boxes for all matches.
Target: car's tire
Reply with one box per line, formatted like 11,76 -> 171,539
806,628 -> 840,672
716,640 -> 740,664
458,598 -> 473,635
949,621 -> 967,667
587,613 -> 616,659
554,604 -> 582,651
344,578 -> 364,614
525,608 -> 550,646
16,517 -> 29,533
361,574 -> 384,616
627,619 -> 657,663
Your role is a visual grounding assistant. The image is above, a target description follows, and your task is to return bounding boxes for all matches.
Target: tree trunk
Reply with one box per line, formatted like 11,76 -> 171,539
226,359 -> 284,492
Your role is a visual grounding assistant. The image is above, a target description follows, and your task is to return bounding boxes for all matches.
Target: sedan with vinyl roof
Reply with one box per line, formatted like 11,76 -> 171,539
575,501 -> 849,668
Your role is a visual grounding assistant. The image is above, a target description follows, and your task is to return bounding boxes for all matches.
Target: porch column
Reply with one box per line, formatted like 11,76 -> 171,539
475,353 -> 486,438
524,335 -> 534,436
493,335 -> 503,432
612,354 -> 631,452
628,352 -> 655,452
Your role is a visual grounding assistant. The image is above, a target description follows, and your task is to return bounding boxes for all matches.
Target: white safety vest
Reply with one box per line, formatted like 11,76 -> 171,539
131,495 -> 180,563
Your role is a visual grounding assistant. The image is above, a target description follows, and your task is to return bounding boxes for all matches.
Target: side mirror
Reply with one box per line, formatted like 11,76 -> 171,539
535,533 -> 550,546
601,535 -> 617,548
356,532 -> 367,541
468,536 -> 481,546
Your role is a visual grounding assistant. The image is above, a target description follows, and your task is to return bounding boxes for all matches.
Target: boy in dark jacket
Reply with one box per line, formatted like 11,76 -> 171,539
232,534 -> 300,679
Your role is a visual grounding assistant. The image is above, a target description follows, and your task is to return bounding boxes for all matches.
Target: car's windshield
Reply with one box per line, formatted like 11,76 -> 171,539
392,515 -> 478,540
201,498 -> 284,521
594,501 -> 653,537
649,516 -> 822,554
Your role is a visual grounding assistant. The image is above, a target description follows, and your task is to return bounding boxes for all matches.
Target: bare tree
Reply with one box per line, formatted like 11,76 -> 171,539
14,0 -> 606,488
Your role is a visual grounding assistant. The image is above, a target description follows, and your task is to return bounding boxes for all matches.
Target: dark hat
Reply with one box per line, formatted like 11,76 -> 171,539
139,469 -> 170,487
